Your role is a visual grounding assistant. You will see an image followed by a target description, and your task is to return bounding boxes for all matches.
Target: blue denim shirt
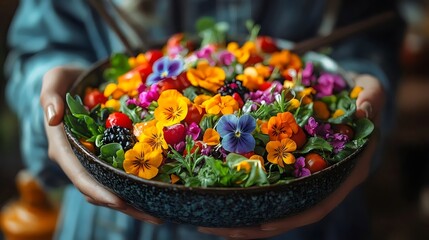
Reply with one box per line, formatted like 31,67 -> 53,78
5,0 -> 403,239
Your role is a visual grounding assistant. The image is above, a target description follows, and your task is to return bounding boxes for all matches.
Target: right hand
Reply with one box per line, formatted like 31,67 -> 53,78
40,66 -> 162,225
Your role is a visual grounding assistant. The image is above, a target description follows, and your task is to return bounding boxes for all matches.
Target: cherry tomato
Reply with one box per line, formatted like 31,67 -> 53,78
105,112 -> 133,130
163,123 -> 186,145
145,49 -> 163,65
258,82 -> 272,91
304,153 -> 328,173
159,72 -> 191,92
332,124 -> 354,140
83,89 -> 108,110
241,151 -> 255,159
184,104 -> 204,125
256,36 -> 278,53
232,93 -> 244,108
245,54 -> 264,66
290,127 -> 307,149
134,62 -> 153,82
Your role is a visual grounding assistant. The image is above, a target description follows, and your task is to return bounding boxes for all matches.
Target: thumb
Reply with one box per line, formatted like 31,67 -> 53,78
40,66 -> 84,126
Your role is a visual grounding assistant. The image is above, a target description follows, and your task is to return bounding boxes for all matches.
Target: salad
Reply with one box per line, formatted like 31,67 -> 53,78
65,20 -> 373,188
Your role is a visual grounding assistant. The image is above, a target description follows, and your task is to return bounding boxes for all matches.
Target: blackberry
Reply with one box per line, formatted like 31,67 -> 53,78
217,79 -> 249,99
102,126 -> 137,151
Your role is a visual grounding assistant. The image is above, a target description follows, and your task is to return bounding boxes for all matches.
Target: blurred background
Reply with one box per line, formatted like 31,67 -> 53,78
1,1 -> 429,239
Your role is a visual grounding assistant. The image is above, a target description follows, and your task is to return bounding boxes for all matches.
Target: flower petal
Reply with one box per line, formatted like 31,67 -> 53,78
238,114 -> 256,134
168,59 -> 184,76
216,114 -> 238,136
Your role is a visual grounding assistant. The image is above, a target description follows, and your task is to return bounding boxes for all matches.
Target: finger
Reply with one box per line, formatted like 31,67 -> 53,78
40,67 -> 84,126
45,121 -> 163,224
353,74 -> 384,121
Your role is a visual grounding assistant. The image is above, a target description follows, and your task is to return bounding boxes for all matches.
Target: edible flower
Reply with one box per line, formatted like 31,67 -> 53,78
202,94 -> 239,115
216,114 -> 256,154
123,143 -> 163,179
187,62 -> 226,92
293,156 -> 311,178
154,89 -> 188,126
266,138 -> 297,167
146,56 -> 184,85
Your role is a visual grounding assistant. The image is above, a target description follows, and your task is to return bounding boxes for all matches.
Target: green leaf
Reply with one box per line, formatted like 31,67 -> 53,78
99,143 -> 123,164
196,17 -> 216,32
328,95 -> 356,124
294,102 -> 313,127
353,118 -> 374,140
103,53 -> 131,82
66,93 -> 89,115
296,136 -> 333,154
119,96 -> 142,123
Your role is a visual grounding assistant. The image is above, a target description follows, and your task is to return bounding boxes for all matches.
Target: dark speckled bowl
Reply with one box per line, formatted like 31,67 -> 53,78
64,57 -> 366,228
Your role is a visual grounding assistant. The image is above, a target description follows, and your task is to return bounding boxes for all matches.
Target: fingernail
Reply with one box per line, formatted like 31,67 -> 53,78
360,101 -> 373,119
46,104 -> 56,124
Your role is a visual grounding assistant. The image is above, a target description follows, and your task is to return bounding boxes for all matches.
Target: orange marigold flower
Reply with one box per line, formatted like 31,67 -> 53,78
201,94 -> 239,115
266,138 -> 297,167
186,62 -> 225,93
267,112 -> 299,141
123,142 -> 163,180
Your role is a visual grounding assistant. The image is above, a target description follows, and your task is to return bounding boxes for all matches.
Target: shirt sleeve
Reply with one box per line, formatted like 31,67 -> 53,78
4,0 -> 96,189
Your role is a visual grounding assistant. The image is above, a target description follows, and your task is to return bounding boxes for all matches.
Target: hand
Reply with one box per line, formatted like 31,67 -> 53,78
198,74 -> 384,239
40,66 -> 162,225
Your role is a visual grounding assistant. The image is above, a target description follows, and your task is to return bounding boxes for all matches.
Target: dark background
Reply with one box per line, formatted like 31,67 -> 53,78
1,1 -> 429,239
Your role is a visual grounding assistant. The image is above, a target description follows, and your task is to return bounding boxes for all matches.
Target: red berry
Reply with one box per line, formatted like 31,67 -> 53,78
163,124 -> 186,145
105,112 -> 133,130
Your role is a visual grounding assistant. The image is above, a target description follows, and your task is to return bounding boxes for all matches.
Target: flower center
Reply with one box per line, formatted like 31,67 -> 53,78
235,130 -> 241,138
161,71 -> 169,78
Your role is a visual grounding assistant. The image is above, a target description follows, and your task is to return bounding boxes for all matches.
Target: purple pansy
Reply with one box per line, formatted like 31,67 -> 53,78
146,56 -> 184,85
313,73 -> 346,98
293,156 -> 311,178
215,114 -> 256,154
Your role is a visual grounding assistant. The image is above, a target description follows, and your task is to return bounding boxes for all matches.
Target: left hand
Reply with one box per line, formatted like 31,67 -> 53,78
198,74 -> 384,239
